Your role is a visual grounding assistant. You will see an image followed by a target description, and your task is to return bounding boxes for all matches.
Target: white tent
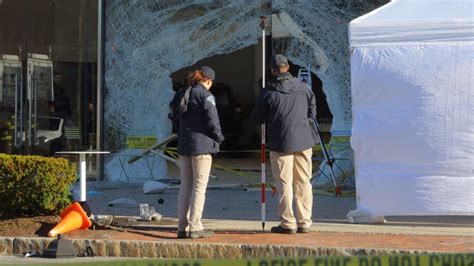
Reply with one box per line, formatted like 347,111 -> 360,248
349,0 -> 474,217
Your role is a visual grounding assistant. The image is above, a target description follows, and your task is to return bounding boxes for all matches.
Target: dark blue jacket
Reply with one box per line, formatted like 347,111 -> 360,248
176,84 -> 225,155
252,72 -> 318,153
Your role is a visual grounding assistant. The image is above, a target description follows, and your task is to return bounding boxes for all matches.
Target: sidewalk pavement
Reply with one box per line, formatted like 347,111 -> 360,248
50,217 -> 474,253
1,217 -> 472,264
74,182 -> 474,254
9,179 -> 466,261
2,159 -> 473,262
0,217 -> 472,263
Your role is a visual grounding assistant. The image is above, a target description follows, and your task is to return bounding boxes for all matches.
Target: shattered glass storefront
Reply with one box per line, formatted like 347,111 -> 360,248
103,1 -> 388,181
0,0 -> 392,182
0,0 -> 102,175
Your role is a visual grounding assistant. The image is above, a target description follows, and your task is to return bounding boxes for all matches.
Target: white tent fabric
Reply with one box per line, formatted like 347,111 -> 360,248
349,0 -> 474,217
350,0 -> 474,46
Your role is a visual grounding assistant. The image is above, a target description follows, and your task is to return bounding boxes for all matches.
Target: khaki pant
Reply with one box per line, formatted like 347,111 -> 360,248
177,154 -> 212,232
270,148 -> 313,229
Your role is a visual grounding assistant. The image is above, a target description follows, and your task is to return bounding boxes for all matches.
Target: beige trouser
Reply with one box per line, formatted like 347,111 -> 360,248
270,148 -> 313,229
177,154 -> 212,232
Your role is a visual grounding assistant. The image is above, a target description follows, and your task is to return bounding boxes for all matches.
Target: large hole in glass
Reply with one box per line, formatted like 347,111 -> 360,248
170,45 -> 333,153
287,61 -> 333,131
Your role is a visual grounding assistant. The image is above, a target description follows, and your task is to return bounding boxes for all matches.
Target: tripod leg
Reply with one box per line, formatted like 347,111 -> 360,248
312,120 -> 341,196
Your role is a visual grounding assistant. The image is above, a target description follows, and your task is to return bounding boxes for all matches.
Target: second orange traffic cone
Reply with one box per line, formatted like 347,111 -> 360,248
48,202 -> 92,238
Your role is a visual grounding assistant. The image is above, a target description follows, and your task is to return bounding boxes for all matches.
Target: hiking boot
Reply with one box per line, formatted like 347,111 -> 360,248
189,229 -> 214,239
297,227 -> 311,233
270,225 -> 296,234
177,231 -> 187,239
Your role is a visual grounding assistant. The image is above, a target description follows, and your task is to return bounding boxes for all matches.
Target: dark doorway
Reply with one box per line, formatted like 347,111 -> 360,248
288,61 -> 333,132
170,44 -> 263,151
170,39 -> 332,151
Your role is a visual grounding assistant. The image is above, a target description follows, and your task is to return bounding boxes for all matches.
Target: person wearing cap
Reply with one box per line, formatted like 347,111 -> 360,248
172,66 -> 225,239
252,54 -> 318,234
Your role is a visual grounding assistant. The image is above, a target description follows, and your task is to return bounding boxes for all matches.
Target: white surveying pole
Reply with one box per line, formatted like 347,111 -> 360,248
259,16 -> 268,232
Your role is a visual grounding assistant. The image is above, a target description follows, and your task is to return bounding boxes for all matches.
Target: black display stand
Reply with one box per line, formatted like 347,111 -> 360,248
42,234 -> 77,258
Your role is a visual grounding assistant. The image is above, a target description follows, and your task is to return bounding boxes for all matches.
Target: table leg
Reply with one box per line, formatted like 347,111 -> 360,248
80,153 -> 87,202
118,156 -> 130,183
145,156 -> 155,180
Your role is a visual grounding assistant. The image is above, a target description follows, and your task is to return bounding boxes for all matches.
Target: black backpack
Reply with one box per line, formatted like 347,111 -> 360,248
170,86 -> 191,120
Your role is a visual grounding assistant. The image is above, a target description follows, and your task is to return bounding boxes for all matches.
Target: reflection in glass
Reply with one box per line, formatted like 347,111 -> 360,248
0,0 -> 99,175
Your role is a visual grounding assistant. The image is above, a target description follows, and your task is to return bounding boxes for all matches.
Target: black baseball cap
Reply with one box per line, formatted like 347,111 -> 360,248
271,54 -> 289,68
201,66 -> 215,81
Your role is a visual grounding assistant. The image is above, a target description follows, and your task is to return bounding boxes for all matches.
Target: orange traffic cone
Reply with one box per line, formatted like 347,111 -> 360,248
48,202 -> 92,238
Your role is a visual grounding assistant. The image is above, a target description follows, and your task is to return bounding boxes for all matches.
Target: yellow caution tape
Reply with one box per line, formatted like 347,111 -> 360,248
40,253 -> 473,266
331,135 -> 351,143
126,135 -> 158,149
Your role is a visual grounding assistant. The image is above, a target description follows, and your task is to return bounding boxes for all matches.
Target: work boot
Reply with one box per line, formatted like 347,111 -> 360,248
177,231 -> 187,239
189,229 -> 214,239
270,225 -> 296,234
297,227 -> 311,233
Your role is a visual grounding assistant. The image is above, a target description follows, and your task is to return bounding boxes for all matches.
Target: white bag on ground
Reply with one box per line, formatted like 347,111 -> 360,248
107,197 -> 138,208
143,180 -> 169,194
347,209 -> 386,224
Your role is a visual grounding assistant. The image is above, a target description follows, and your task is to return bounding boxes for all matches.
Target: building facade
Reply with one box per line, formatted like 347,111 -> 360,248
0,0 -> 386,181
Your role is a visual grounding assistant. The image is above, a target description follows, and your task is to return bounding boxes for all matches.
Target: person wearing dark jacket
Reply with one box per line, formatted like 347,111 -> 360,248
252,54 -> 318,234
173,66 -> 224,239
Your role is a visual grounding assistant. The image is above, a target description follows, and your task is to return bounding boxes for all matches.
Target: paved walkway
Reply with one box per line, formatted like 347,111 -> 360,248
58,218 -> 474,253
77,182 -> 474,254
1,217 -> 472,264
106,231 -> 473,253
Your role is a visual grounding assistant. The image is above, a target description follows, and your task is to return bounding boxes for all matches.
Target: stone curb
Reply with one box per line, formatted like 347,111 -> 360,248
0,237 -> 432,259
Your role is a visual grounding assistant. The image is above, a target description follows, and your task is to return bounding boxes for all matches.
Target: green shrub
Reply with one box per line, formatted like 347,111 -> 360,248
0,153 -> 77,218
